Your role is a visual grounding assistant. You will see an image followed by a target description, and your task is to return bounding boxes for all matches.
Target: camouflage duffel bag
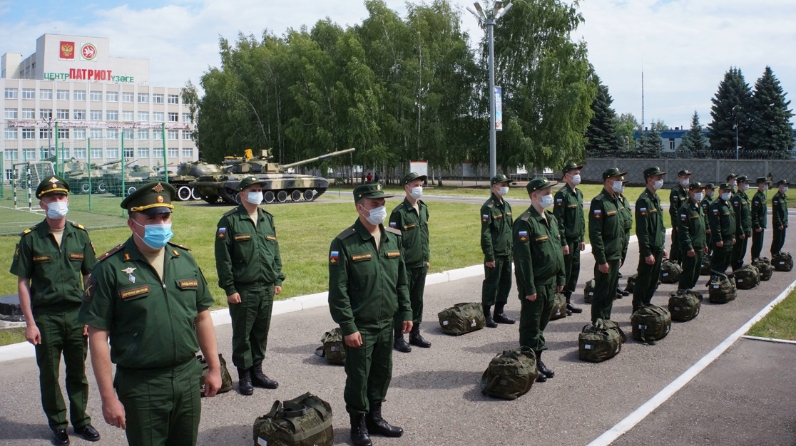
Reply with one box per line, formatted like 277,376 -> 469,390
314,327 -> 345,365
660,259 -> 682,284
708,273 -> 737,304
773,252 -> 794,272
198,353 -> 233,395
700,254 -> 712,276
549,292 -> 567,321
438,302 -> 485,335
625,274 -> 638,294
668,290 -> 703,322
583,279 -> 596,304
253,393 -> 333,446
480,347 -> 539,400
734,265 -> 760,290
753,257 -> 773,281
578,319 -> 626,363
631,305 -> 671,343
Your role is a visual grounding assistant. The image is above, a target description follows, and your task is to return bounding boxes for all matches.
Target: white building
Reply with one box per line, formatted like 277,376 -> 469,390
2,34 -> 196,179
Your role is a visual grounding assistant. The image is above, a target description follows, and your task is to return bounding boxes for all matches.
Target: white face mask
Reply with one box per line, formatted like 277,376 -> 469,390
362,205 -> 387,225
246,191 -> 263,205
498,186 -> 509,197
783,187 -> 789,193
742,184 -> 749,191
693,192 -> 704,202
409,186 -> 423,200
611,180 -> 624,193
540,194 -> 554,208
732,181 -> 737,188
653,179 -> 664,190
707,190 -> 715,198
763,185 -> 769,191
681,178 -> 690,187
46,200 -> 69,219
721,192 -> 732,201
571,174 -> 581,186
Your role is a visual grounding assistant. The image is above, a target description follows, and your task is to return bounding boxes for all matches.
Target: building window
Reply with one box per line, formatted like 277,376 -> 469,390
58,128 -> 69,139
90,129 -> 103,139
137,111 -> 149,121
73,129 -> 86,140
153,94 -> 164,104
4,88 -> 18,99
122,111 -> 134,121
4,128 -> 17,140
40,89 -> 52,100
56,90 -> 69,100
40,109 -> 52,119
106,92 -> 118,102
106,129 -> 119,140
137,147 -> 150,157
182,148 -> 193,158
23,148 -> 36,160
669,139 -> 675,151
106,148 -> 119,159
122,92 -> 134,103
106,110 -> 118,121
137,93 -> 149,103
153,112 -> 164,122
138,129 -> 149,140
123,129 -> 134,140
73,109 -> 86,120
153,148 -> 164,158
89,110 -> 102,121
168,148 -> 179,158
39,128 -> 52,139
22,88 -> 35,99
56,109 -> 69,119
21,108 -> 35,119
4,108 -> 17,119
182,113 -> 192,123
91,148 -> 103,159
58,148 -> 70,159
90,91 -> 102,101
168,112 -> 179,122
22,128 -> 36,139
124,147 -> 135,158
168,94 -> 179,104
183,130 -> 192,140
167,130 -> 178,140
74,90 -> 86,101
5,149 -> 19,160
74,148 -> 86,159
153,129 -> 163,140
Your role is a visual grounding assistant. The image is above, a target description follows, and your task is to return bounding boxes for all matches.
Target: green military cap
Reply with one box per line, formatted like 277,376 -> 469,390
718,182 -> 733,190
526,177 -> 558,193
602,167 -> 627,180
562,162 -> 584,174
688,181 -> 705,190
736,175 -> 749,183
353,183 -> 393,202
678,169 -> 693,176
402,172 -> 427,185
726,173 -> 738,181
756,177 -> 767,184
36,175 -> 70,198
644,166 -> 666,178
490,174 -> 510,185
776,179 -> 790,186
120,181 -> 176,214
238,176 -> 267,191
704,183 -> 716,189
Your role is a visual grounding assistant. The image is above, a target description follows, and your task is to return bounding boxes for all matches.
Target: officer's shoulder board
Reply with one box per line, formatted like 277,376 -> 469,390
594,193 -> 604,202
261,208 -> 274,218
168,241 -> 191,251
222,208 -> 237,218
392,201 -> 406,211
336,226 -> 357,241
98,243 -> 125,262
484,198 -> 494,209
520,211 -> 531,221
69,221 -> 87,231
20,224 -> 37,237
385,226 -> 401,236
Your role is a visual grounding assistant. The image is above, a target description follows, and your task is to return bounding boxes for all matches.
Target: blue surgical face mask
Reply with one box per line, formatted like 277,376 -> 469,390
132,219 -> 173,249
246,191 -> 263,205
612,180 -> 624,193
540,194 -> 554,208
46,201 -> 69,219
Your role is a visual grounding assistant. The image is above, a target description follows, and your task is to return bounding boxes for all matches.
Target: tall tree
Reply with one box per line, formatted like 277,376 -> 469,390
678,111 -> 709,152
637,126 -> 663,154
584,76 -> 619,152
709,67 -> 754,152
614,113 -> 639,150
750,66 -> 794,152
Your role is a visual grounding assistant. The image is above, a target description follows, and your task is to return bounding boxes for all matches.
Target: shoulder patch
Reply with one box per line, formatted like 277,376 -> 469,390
520,211 -> 531,221
69,221 -> 86,231
385,226 -> 402,236
98,243 -> 125,262
594,194 -> 604,201
485,200 -> 494,209
222,208 -> 237,217
168,241 -> 191,251
21,224 -> 37,236
336,227 -> 357,240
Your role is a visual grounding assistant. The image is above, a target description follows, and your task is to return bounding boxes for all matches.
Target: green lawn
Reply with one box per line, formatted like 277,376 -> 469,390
0,327 -> 26,346
747,289 -> 796,341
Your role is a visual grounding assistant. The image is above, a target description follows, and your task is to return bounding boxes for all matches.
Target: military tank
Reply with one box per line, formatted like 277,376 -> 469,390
190,148 -> 355,205
59,158 -> 107,194
101,159 -> 143,197
167,160 -> 224,201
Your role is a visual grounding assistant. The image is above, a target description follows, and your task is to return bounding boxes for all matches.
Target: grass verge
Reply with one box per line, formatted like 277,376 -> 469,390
0,327 -> 26,346
747,288 -> 796,341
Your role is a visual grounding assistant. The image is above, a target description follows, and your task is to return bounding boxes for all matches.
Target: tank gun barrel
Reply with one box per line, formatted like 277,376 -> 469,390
281,148 -> 356,169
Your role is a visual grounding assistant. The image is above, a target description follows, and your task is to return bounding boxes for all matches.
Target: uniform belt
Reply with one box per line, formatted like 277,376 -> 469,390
116,357 -> 196,376
234,279 -> 275,288
32,301 -> 82,315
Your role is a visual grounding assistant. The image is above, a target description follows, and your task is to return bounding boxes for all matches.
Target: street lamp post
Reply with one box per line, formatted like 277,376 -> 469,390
732,105 -> 739,160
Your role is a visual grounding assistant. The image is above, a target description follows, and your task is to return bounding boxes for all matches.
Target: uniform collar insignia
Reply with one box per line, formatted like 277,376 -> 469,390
122,267 -> 136,275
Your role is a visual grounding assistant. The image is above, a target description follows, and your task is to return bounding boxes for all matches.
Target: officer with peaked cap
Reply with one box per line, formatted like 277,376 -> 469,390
669,169 -> 692,264
771,179 -> 789,256
480,174 -> 515,327
751,177 -> 769,259
553,163 -> 584,315
633,167 -> 667,313
708,183 -> 736,274
677,182 -> 708,292
730,175 -> 752,270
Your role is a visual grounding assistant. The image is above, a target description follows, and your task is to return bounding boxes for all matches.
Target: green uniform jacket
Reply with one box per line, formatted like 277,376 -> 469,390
701,196 -> 713,232
328,219 -> 411,336
709,198 -> 736,244
512,207 -> 566,295
214,205 -> 285,296
732,191 -> 752,235
79,238 -> 215,369
678,199 -> 707,251
618,193 -> 633,233
669,185 -> 688,225
553,183 -> 585,244
389,198 -> 430,268
480,194 -> 513,262
752,190 -> 767,230
10,221 -> 97,309
773,191 -> 788,228
589,188 -> 624,264
635,188 -> 666,257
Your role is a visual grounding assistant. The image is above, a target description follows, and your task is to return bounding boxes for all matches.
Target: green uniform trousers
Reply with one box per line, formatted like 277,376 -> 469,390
771,228 -> 787,255
344,324 -> 392,415
115,359 -> 201,446
592,259 -> 621,322
633,249 -> 663,310
679,250 -> 704,290
731,234 -> 749,270
229,283 -> 274,370
562,239 -> 581,298
518,281 -> 555,351
394,266 -> 427,331
33,306 -> 90,431
621,230 -> 631,267
751,230 -> 765,259
669,228 -> 680,263
710,243 -> 733,274
481,255 -> 512,306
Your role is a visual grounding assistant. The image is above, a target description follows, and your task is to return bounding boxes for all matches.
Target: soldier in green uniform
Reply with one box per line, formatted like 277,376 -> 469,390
9,175 -> 101,445
328,183 -> 412,446
588,168 -> 627,322
617,178 -> 633,299
389,172 -> 431,353
513,177 -> 565,382
215,176 -> 283,394
80,182 -> 222,446
480,174 -> 515,328
731,175 -> 752,270
771,179 -> 789,256
701,184 -> 715,256
633,167 -> 667,314
553,163 -> 584,315
668,170 -> 691,264
708,183 -> 736,274
677,182 -> 708,292
751,177 -> 769,259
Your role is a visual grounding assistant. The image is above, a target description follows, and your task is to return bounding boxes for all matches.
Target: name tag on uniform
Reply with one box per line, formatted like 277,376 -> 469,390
69,253 -> 84,260
567,204 -> 577,208
352,254 -> 372,262
535,235 -> 549,242
33,255 -> 51,262
386,251 -> 400,258
606,210 -> 616,216
403,224 -> 416,230
266,235 -> 277,241
234,235 -> 251,241
506,212 -> 512,216
120,286 -> 149,299
494,214 -> 504,219
691,215 -> 700,219
650,209 -> 658,213
178,279 -> 198,289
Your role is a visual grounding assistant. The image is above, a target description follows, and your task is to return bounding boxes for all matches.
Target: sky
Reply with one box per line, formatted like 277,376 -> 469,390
1,0 -> 794,129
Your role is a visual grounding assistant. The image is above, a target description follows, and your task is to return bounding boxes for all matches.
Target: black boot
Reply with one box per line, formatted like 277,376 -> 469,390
350,413 -> 373,446
53,429 -> 69,445
566,300 -> 582,314
74,424 -> 100,442
237,367 -> 253,395
483,305 -> 498,328
536,350 -> 555,379
393,328 -> 412,352
366,402 -> 404,437
493,303 -> 515,324
563,291 -> 573,315
408,324 -> 431,348
250,362 -> 278,389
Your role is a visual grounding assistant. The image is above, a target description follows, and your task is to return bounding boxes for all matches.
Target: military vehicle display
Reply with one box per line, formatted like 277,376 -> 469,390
59,158 -> 107,194
168,160 -> 224,201
101,159 -> 143,197
190,148 -> 355,205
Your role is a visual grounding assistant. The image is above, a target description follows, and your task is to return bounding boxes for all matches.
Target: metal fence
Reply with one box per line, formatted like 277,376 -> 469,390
586,149 -> 795,160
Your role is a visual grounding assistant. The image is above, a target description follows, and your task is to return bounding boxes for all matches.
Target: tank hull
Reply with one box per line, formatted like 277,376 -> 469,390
190,173 -> 330,205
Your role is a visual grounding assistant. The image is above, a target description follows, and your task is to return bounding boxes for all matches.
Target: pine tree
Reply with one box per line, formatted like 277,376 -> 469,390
709,67 -> 754,152
750,66 -> 794,152
637,126 -> 663,154
679,111 -> 709,152
585,77 -> 619,152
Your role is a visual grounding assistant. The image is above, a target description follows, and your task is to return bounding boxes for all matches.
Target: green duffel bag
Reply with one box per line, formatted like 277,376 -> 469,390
700,254 -> 712,276
314,327 -> 345,365
625,274 -> 638,293
753,257 -> 773,281
631,305 -> 671,343
583,279 -> 596,304
734,265 -> 760,290
578,319 -> 626,363
668,290 -> 703,322
198,353 -> 233,395
708,273 -> 736,304
253,393 -> 333,446
773,252 -> 794,272
660,259 -> 681,284
438,302 -> 485,335
549,292 -> 567,321
480,347 -> 539,400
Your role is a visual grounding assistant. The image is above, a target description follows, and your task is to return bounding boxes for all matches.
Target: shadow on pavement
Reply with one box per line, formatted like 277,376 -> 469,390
0,417 -> 51,441
390,370 -> 482,390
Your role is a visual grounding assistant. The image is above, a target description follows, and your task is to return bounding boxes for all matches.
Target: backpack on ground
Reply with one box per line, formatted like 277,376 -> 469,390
753,257 -> 773,281
631,305 -> 671,343
625,274 -> 638,294
198,353 -> 233,395
480,347 -> 539,400
734,265 -> 760,290
708,273 -> 737,304
583,279 -> 596,304
773,252 -> 794,272
438,302 -> 485,335
660,260 -> 682,284
314,327 -> 345,365
253,393 -> 334,446
549,292 -> 567,321
578,319 -> 626,363
668,291 -> 703,322
700,254 -> 712,276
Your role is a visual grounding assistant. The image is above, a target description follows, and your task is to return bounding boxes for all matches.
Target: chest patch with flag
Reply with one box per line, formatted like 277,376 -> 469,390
389,222 -> 397,228
482,214 -> 489,222
329,251 -> 339,265
556,198 -> 563,206
681,214 -> 687,221
593,209 -> 602,218
217,227 -> 227,239
640,207 -> 647,216
518,231 -> 528,242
